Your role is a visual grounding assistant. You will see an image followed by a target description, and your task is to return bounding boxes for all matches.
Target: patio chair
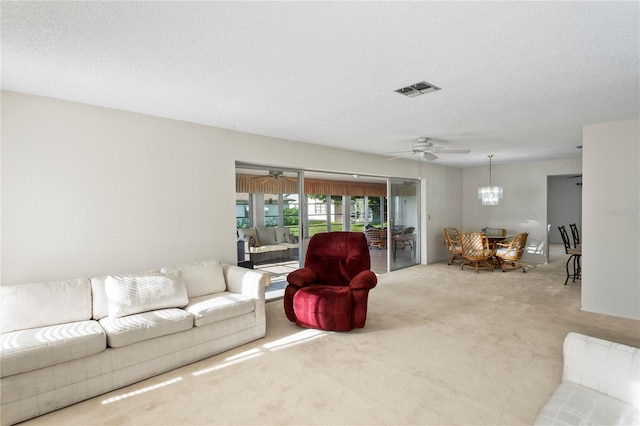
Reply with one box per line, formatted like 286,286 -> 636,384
402,226 -> 415,250
365,228 -> 387,249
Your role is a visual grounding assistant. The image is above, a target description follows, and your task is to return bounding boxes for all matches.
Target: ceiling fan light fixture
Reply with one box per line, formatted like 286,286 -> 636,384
423,151 -> 438,161
478,154 -> 503,206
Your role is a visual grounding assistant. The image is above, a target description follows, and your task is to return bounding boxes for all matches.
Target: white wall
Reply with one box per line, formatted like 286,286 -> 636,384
462,158 -> 582,263
423,163 -> 463,263
4,92 -> 637,321
547,175 -> 582,244
1,91 -> 461,284
582,118 -> 639,321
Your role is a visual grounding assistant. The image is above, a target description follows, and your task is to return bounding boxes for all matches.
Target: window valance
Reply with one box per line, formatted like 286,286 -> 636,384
236,174 -> 387,197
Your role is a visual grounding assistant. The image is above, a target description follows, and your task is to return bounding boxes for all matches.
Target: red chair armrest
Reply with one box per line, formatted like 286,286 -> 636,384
349,270 -> 377,290
286,267 -> 317,288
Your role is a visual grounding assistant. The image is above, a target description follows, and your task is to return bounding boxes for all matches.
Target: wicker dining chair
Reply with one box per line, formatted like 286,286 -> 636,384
443,227 -> 463,265
495,232 -> 529,272
459,232 -> 494,273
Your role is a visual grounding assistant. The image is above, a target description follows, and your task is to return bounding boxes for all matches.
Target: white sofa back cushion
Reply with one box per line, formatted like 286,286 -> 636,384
91,270 -> 161,320
256,227 -> 277,245
563,332 -> 640,407
161,258 -> 226,299
105,273 -> 188,318
0,278 -> 92,334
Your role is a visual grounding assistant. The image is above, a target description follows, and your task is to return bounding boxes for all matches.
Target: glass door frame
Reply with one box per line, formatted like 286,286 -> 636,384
387,178 -> 421,272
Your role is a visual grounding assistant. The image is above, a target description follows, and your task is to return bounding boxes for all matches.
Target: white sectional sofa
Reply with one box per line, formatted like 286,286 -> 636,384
0,258 -> 269,426
535,332 -> 640,425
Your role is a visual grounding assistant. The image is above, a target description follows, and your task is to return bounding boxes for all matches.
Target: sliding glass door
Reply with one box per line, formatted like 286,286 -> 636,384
388,178 -> 420,271
236,165 -> 420,284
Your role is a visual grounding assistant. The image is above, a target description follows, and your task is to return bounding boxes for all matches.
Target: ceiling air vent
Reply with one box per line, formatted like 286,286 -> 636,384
394,81 -> 441,98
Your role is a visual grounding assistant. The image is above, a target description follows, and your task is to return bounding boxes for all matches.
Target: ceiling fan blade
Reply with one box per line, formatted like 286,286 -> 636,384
259,176 -> 272,184
385,150 -> 413,155
282,176 -> 298,182
424,152 -> 438,161
387,152 -> 414,161
436,149 -> 471,154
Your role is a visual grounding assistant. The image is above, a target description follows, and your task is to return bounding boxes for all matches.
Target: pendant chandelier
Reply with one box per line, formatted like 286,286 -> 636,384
478,154 -> 503,205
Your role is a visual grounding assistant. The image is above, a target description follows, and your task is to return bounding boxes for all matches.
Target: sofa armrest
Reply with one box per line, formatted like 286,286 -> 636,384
222,264 -> 269,301
563,332 -> 640,407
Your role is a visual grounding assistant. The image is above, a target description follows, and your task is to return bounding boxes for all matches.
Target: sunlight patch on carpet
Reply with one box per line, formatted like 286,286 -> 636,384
101,377 -> 183,405
192,348 -> 263,376
263,328 -> 326,351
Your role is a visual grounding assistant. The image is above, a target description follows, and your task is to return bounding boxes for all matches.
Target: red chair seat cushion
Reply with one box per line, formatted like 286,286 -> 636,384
293,285 -> 352,331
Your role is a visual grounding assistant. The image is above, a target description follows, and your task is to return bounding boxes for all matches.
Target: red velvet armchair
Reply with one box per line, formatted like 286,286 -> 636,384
284,232 -> 377,331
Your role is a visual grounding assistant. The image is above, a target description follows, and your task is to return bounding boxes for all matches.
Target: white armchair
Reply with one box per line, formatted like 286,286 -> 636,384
535,332 -> 639,425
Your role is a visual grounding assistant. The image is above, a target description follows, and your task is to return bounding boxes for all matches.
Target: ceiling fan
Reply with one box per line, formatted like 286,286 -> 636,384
251,170 -> 298,184
387,137 -> 471,161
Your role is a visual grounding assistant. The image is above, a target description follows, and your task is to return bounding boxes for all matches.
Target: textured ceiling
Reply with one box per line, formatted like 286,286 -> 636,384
2,1 -> 638,167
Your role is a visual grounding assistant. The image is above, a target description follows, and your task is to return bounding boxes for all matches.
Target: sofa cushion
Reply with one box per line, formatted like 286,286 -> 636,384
256,227 -> 277,245
185,292 -> 255,327
98,308 -> 193,348
238,228 -> 260,246
534,382 -> 640,425
495,247 -> 517,256
0,278 -> 92,334
161,258 -> 227,299
0,320 -> 106,377
248,244 -> 290,254
293,285 -> 353,331
105,273 -> 188,318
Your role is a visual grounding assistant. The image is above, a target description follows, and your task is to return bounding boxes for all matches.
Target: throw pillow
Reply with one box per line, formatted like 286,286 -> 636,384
275,227 -> 290,243
161,258 -> 227,299
105,273 -> 188,318
237,228 -> 260,246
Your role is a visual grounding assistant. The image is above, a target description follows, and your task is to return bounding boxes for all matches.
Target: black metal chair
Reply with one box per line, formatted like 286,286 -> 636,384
569,223 -> 580,248
558,226 -> 581,285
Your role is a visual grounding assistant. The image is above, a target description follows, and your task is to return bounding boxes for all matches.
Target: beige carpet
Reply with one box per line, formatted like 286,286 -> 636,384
21,253 -> 640,426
